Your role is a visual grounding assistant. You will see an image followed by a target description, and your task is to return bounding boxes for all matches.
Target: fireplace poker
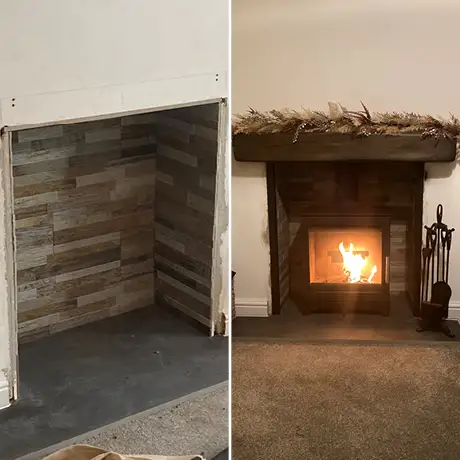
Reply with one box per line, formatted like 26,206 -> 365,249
441,228 -> 448,281
446,229 -> 454,283
422,247 -> 432,302
423,225 -> 432,301
426,247 -> 434,302
436,204 -> 443,281
429,226 -> 437,295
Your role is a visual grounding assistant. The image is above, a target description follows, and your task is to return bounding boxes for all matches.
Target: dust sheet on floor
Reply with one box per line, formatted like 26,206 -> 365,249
43,444 -> 204,460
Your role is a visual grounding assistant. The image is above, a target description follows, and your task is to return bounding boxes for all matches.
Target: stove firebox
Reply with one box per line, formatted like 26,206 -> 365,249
290,216 -> 390,315
308,227 -> 382,285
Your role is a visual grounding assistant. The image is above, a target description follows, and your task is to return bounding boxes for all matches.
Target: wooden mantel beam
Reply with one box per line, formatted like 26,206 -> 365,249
233,133 -> 457,163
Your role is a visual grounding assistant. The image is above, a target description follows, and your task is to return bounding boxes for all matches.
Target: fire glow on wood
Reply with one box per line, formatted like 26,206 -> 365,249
339,242 -> 377,284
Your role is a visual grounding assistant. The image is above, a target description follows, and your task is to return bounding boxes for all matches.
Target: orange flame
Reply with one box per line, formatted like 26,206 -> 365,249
338,242 -> 377,283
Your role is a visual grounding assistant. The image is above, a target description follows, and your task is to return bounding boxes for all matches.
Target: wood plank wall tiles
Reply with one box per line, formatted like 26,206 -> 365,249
276,187 -> 290,307
390,222 -> 407,294
12,113 -> 157,342
154,104 -> 219,328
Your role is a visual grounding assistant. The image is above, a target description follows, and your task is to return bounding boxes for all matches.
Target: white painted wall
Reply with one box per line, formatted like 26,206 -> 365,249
231,159 -> 271,316
0,0 -> 229,408
232,0 -> 460,316
0,0 -> 229,128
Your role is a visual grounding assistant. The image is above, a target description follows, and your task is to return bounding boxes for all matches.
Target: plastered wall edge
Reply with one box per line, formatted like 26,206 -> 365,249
0,373 -> 10,409
211,100 -> 230,336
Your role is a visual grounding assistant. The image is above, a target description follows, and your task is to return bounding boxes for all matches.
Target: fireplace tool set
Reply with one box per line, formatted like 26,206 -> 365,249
417,204 -> 455,337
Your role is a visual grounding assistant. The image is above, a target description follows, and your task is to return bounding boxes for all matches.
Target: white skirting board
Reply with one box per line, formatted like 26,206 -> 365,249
235,298 -> 269,317
0,379 -> 10,410
449,302 -> 460,322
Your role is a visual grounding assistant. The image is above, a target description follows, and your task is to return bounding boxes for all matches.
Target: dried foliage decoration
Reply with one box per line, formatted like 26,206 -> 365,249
232,102 -> 460,143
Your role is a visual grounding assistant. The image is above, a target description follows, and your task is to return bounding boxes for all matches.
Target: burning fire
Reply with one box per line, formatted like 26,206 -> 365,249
338,242 -> 377,284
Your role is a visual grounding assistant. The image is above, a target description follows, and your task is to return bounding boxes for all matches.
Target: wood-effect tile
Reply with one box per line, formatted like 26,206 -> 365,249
13,112 -> 157,342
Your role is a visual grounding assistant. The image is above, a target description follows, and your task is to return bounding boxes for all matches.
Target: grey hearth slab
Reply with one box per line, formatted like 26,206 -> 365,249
232,299 -> 460,343
212,449 -> 229,459
0,306 -> 228,460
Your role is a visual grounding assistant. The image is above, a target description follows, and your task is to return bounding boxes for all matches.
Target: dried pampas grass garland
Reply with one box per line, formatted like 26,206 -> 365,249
232,102 -> 460,143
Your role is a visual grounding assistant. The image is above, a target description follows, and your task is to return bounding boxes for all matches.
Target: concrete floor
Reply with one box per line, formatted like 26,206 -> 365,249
0,306 -> 228,460
78,385 -> 228,460
17,384 -> 228,460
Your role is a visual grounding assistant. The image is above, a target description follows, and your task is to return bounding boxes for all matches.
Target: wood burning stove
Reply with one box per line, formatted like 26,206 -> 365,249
266,162 -> 424,317
290,216 -> 390,315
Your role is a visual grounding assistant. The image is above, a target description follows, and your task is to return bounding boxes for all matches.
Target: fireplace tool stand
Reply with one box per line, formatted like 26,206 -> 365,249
417,204 -> 455,337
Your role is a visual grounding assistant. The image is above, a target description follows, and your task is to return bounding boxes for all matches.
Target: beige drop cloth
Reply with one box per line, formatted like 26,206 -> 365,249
43,445 -> 203,460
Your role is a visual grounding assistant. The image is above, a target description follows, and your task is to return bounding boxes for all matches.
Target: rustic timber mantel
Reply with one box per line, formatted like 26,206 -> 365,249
233,133 -> 457,162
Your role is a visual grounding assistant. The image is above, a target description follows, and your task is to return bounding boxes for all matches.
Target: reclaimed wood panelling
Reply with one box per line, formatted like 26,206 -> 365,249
154,104 -> 219,328
13,113 -> 157,342
275,162 -> 419,217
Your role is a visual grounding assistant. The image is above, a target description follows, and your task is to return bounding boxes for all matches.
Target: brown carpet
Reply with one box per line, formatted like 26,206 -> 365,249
232,341 -> 460,460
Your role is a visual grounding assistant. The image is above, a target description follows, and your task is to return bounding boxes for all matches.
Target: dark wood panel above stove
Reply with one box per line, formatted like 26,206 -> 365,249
276,162 -> 424,218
